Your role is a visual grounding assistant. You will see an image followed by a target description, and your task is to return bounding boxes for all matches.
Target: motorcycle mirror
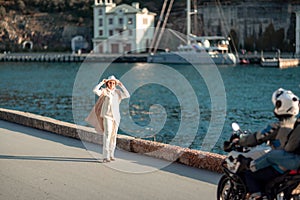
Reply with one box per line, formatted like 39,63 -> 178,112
231,122 -> 240,131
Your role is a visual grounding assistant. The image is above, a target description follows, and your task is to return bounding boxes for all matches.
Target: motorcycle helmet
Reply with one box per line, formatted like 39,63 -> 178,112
272,88 -> 299,117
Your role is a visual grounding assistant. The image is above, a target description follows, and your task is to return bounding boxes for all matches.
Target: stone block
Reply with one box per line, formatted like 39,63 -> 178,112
178,149 -> 225,173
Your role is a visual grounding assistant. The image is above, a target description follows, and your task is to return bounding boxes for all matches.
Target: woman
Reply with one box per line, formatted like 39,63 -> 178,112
86,75 -> 130,162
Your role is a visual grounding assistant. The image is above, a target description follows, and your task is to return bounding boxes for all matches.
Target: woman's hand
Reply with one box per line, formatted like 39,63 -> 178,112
101,79 -> 107,84
117,80 -> 123,87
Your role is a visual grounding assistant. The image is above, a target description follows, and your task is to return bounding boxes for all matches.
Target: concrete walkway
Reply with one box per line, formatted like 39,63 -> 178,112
0,120 -> 221,200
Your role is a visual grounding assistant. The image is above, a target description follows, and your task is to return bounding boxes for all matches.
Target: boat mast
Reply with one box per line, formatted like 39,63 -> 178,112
187,0 -> 197,45
187,0 -> 191,45
149,0 -> 174,54
193,0 -> 198,35
149,0 -> 168,53
154,0 -> 174,53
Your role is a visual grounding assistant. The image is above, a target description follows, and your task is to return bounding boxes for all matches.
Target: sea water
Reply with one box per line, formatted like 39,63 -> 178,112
1,62 -> 299,154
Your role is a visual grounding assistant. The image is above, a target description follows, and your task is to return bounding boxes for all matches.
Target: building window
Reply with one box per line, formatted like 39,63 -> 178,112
128,18 -> 133,25
143,18 -> 148,25
119,18 -> 123,25
99,18 -> 103,27
109,18 -> 113,25
99,30 -> 103,36
109,30 -> 113,36
98,9 -> 103,16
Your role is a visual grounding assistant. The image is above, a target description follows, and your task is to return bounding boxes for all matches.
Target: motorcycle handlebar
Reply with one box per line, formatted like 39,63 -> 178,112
223,141 -> 234,152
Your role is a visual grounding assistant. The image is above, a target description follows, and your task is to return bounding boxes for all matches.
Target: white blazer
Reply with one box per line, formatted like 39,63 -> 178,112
93,82 -> 130,126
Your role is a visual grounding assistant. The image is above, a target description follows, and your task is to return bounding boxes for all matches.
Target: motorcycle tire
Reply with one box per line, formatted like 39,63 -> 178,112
217,175 -> 247,200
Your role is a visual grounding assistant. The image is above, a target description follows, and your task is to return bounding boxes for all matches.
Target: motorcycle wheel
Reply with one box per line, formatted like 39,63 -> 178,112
217,175 -> 247,200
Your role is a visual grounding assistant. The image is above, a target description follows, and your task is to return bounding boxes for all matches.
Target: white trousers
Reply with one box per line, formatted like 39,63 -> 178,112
103,117 -> 118,159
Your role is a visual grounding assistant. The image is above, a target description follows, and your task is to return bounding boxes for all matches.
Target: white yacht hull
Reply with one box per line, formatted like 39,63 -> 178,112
147,52 -> 237,65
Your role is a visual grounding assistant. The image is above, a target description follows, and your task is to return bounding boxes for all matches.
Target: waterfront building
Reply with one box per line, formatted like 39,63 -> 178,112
196,1 -> 300,51
92,0 -> 156,54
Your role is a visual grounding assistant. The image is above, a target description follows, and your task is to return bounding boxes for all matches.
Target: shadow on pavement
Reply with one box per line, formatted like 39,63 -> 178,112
0,155 -> 99,163
0,120 -> 221,185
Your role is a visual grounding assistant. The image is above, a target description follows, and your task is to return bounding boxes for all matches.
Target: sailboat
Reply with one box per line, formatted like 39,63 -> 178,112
147,0 -> 237,65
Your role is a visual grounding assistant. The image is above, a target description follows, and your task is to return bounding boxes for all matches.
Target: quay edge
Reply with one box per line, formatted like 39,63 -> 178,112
0,53 -> 147,63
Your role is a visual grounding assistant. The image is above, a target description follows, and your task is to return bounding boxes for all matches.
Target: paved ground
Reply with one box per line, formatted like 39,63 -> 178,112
0,120 -> 221,200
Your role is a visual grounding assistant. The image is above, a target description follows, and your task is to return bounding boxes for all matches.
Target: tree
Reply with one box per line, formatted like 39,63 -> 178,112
0,6 -> 6,18
286,12 -> 296,52
262,23 -> 275,51
273,28 -> 284,49
228,29 -> 239,52
17,0 -> 26,12
244,35 -> 255,51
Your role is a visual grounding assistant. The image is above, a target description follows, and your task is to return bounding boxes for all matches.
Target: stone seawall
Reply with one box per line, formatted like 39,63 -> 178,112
0,53 -> 147,63
0,108 -> 225,173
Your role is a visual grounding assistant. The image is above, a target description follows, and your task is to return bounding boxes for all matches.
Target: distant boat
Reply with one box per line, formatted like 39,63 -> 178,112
260,57 -> 299,68
147,0 -> 237,65
147,36 -> 237,65
240,58 -> 250,65
260,57 -> 279,67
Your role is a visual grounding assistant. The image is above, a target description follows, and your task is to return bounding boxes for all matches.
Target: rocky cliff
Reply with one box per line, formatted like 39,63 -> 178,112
0,0 -> 94,52
0,0 -> 299,53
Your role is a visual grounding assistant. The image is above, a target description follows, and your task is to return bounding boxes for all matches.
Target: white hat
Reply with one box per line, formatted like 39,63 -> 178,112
106,75 -> 118,82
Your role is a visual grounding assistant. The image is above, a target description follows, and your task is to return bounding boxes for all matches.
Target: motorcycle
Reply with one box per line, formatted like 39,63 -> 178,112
217,123 -> 300,200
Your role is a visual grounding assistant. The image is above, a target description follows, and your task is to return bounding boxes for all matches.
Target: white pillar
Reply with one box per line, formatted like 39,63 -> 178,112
296,11 -> 300,55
